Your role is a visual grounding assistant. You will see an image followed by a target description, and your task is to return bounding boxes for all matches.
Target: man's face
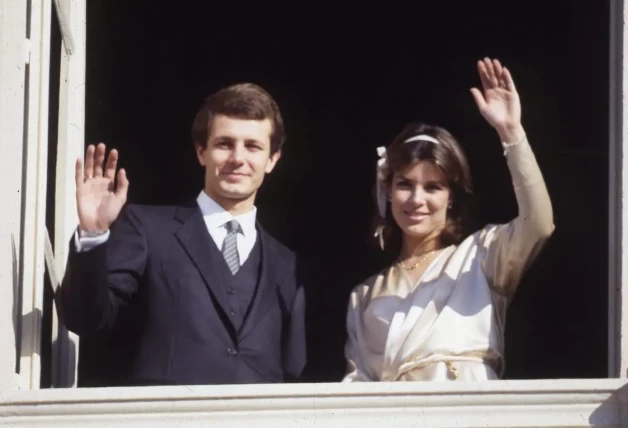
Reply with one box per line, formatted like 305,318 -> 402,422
196,115 -> 280,206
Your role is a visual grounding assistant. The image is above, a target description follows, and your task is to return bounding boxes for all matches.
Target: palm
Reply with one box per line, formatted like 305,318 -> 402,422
75,144 -> 129,232
470,58 -> 521,132
480,86 -> 520,127
77,178 -> 126,230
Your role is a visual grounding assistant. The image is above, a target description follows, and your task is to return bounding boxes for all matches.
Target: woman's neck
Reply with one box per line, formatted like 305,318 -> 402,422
400,233 -> 445,260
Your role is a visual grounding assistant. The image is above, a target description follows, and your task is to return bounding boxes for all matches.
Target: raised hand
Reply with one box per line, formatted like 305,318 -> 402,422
470,57 -> 525,143
75,143 -> 129,233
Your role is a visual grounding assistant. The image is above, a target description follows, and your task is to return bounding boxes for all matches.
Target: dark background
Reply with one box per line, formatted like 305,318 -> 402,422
65,1 -> 609,385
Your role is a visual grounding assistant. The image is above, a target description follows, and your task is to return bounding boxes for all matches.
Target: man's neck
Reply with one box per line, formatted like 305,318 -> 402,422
203,189 -> 256,216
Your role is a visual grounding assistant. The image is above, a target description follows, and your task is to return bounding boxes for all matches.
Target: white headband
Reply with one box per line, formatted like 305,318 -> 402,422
402,134 -> 440,145
374,134 -> 440,249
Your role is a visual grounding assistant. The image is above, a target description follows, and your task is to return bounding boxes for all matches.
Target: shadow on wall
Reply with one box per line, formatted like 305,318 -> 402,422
589,383 -> 628,426
12,234 -> 20,373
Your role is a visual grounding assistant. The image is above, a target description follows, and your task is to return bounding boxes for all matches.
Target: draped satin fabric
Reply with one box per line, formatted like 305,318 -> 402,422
343,138 -> 554,382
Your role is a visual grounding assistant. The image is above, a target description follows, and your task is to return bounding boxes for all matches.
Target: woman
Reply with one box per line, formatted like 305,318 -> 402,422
343,58 -> 554,382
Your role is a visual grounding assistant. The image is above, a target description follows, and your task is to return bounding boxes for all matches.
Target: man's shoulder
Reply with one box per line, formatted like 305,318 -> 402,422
124,202 -> 179,217
258,227 -> 297,260
116,201 -> 197,232
123,201 -> 195,220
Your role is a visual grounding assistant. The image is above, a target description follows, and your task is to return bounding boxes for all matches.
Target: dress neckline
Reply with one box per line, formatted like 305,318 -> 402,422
398,245 -> 455,291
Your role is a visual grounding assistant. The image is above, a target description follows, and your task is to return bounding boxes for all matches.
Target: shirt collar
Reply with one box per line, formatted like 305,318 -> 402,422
196,190 -> 257,237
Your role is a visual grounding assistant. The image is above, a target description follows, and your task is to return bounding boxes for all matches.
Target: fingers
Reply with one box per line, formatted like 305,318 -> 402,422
492,59 -> 507,88
479,57 -> 513,90
470,87 -> 487,110
483,57 -> 498,87
492,59 -> 503,77
104,149 -> 119,180
93,143 -> 106,177
503,67 -> 516,92
75,157 -> 83,189
115,168 -> 129,201
84,144 -> 95,180
477,60 -> 491,92
84,143 -> 121,182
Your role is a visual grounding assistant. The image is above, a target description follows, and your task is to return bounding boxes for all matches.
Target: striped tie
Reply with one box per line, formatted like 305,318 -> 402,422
222,220 -> 241,275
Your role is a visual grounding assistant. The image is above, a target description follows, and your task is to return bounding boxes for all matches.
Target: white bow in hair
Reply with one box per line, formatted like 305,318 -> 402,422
374,146 -> 388,249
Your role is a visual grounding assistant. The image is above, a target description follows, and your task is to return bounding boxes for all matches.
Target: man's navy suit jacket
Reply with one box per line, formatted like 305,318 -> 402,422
57,200 -> 307,385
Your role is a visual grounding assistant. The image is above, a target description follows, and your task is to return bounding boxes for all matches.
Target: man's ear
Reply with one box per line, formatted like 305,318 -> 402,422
265,149 -> 281,174
195,142 -> 207,166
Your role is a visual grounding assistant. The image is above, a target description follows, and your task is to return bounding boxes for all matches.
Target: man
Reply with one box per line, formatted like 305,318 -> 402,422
57,83 -> 306,385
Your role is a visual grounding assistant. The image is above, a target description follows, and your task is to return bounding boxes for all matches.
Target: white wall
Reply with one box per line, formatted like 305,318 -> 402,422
0,0 -> 28,391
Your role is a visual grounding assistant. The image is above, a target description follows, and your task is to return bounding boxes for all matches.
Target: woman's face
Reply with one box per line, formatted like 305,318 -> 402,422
390,160 -> 451,242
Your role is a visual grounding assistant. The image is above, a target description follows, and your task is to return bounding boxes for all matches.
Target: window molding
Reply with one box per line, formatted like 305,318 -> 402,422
1,379 -> 627,427
608,0 -> 626,378
18,0 -> 55,391
1,0 -> 626,401
50,0 -> 85,389
52,0 -> 75,56
0,0 -> 29,391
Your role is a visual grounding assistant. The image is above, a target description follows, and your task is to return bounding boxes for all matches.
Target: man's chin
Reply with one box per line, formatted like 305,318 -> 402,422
217,186 -> 256,201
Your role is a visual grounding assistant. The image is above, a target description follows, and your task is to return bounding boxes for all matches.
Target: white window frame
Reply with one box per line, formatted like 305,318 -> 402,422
1,379 -> 628,426
49,0 -> 85,389
19,0 -> 54,391
47,0 -> 628,387
609,0 -> 628,378
0,0 -> 83,390
0,0 -> 55,391
0,0 -> 29,392
1,2 -> 627,425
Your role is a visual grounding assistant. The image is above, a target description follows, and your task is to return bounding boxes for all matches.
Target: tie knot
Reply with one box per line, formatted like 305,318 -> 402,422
225,219 -> 241,234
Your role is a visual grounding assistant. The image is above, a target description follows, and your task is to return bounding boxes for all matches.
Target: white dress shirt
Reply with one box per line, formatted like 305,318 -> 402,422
195,190 -> 257,263
75,191 -> 258,264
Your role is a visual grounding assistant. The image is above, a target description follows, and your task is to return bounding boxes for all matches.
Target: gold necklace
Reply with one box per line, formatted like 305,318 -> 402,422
398,249 -> 439,270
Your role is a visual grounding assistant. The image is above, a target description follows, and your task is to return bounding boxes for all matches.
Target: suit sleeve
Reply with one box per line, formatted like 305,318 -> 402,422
56,205 -> 148,335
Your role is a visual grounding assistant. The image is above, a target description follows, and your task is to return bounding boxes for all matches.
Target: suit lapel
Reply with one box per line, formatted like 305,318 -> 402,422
173,202 -> 233,322
239,225 -> 288,338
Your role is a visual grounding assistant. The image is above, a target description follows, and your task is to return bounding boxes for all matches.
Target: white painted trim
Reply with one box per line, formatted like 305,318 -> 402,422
51,0 -> 85,389
608,0 -> 623,378
0,0 -> 28,391
43,229 -> 61,292
52,0 -> 75,55
614,0 -> 628,378
620,0 -> 628,379
1,380 -> 627,427
18,0 -> 53,391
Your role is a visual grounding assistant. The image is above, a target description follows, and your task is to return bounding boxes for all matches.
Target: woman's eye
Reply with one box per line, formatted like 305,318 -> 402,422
425,182 -> 445,192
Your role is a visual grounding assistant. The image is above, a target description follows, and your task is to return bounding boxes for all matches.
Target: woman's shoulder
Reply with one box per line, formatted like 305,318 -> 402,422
349,265 -> 395,302
352,267 -> 387,291
457,224 -> 503,249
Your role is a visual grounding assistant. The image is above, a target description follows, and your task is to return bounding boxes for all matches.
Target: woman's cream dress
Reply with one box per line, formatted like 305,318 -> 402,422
343,138 -> 554,382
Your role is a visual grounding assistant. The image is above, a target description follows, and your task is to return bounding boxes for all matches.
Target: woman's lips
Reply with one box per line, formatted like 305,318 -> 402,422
405,211 -> 429,222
